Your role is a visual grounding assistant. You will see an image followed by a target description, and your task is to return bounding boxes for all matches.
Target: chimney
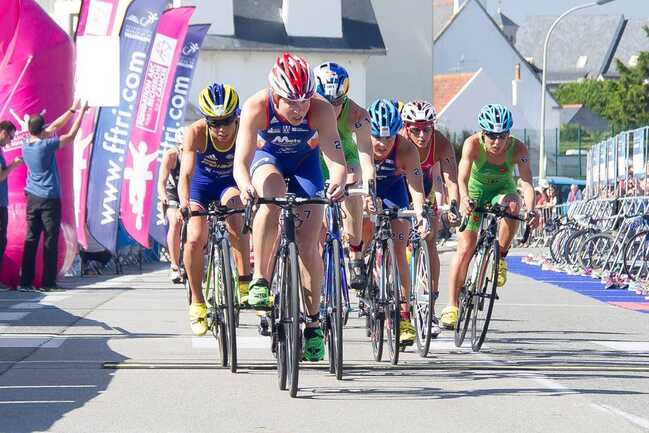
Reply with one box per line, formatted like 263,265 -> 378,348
453,0 -> 461,14
174,0 -> 234,36
512,63 -> 521,107
282,0 -> 342,38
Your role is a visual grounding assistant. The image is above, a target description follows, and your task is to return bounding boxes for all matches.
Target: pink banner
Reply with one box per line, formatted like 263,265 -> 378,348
0,0 -> 75,287
119,6 -> 194,247
73,0 -> 131,249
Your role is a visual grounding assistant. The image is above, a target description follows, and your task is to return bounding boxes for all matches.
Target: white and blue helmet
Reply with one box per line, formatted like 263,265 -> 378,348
369,99 -> 403,138
478,104 -> 513,133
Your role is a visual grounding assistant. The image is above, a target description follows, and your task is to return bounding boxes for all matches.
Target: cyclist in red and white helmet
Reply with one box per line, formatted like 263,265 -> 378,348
400,100 -> 460,337
234,52 -> 347,362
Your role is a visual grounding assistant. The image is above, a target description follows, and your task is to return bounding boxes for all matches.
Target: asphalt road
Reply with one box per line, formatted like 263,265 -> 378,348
1,250 -> 648,433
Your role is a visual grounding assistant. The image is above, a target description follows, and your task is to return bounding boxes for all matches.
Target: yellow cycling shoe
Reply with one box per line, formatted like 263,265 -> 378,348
239,281 -> 250,305
440,305 -> 459,330
189,302 -> 208,336
497,259 -> 507,287
399,320 -> 416,345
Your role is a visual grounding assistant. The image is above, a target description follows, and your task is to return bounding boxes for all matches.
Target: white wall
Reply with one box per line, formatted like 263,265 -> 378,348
366,0 -> 432,103
191,51 -> 369,107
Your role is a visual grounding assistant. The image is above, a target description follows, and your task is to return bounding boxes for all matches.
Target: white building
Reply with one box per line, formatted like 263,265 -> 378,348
433,0 -> 562,175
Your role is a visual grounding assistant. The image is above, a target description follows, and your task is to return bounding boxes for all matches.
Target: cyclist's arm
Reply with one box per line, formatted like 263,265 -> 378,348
399,138 -> 426,215
178,126 -> 198,209
157,148 -> 174,204
234,94 -> 266,193
349,101 -> 376,186
458,136 -> 479,199
46,99 -> 80,135
435,130 -> 459,205
312,98 -> 347,188
513,140 -> 535,212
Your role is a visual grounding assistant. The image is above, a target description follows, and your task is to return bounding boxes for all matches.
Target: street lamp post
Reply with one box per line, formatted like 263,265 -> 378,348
539,0 -> 616,180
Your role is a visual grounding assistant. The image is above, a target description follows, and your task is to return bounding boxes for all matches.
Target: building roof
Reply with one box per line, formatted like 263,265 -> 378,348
605,19 -> 649,77
433,71 -> 478,113
433,0 -> 455,38
515,15 -> 626,82
492,10 -> 518,29
202,0 -> 386,54
560,104 -> 610,132
434,0 -> 559,107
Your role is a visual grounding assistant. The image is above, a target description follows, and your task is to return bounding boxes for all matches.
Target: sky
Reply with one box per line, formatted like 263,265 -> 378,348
483,0 -> 649,24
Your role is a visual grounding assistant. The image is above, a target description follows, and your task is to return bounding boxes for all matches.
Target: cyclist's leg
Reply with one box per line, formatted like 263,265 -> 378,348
495,192 -> 521,254
221,186 -> 252,300
249,158 -> 286,305
342,163 -> 365,287
494,192 -> 521,287
292,149 -> 326,360
184,204 -> 208,304
165,203 -> 181,270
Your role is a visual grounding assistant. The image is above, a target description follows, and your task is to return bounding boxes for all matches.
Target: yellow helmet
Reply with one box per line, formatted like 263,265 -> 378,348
198,83 -> 240,118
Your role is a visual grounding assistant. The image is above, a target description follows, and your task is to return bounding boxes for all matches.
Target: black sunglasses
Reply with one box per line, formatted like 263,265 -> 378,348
206,115 -> 236,128
484,131 -> 509,140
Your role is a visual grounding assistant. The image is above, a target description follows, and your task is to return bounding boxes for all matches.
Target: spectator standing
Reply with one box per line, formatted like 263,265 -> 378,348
0,120 -> 22,271
567,184 -> 582,203
19,100 -> 88,291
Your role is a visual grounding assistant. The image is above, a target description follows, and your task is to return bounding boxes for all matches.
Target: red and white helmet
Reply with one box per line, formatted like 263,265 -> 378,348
268,52 -> 316,101
401,100 -> 437,124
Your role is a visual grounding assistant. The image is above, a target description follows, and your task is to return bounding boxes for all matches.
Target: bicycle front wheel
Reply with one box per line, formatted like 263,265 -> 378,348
286,242 -> 301,398
210,241 -> 228,367
324,240 -> 344,380
220,239 -> 237,373
412,240 -> 433,357
470,240 -> 499,352
383,238 -> 401,365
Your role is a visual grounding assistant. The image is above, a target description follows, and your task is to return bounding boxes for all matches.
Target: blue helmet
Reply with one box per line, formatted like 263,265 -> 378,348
368,99 -> 403,138
478,104 -> 513,133
314,62 -> 350,103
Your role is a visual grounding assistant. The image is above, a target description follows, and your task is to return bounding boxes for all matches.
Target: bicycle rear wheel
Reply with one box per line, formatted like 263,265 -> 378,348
412,241 -> 433,357
286,242 -> 301,398
271,254 -> 287,390
470,240 -> 499,352
220,239 -> 237,373
384,239 -> 401,365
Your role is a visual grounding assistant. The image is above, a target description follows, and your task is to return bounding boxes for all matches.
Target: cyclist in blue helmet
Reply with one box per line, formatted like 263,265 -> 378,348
441,103 -> 539,329
314,61 -> 376,290
366,98 -> 429,346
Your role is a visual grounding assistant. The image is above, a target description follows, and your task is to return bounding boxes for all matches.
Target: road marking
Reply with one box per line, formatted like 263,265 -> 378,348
191,336 -> 269,349
0,312 -> 28,321
0,385 -> 96,389
592,404 -> 649,430
10,302 -> 45,310
0,336 -> 66,348
0,400 -> 75,404
591,341 -> 649,352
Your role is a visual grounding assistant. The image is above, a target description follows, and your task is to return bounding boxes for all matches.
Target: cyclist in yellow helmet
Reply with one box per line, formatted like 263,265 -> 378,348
178,83 -> 251,336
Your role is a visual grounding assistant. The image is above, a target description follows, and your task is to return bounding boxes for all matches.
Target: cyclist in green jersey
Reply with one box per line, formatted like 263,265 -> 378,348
314,62 -> 376,289
441,104 -> 538,329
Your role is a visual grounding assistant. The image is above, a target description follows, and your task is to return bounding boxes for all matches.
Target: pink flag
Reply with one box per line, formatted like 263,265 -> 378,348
0,0 -> 75,287
119,6 -> 194,247
73,0 -> 131,249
